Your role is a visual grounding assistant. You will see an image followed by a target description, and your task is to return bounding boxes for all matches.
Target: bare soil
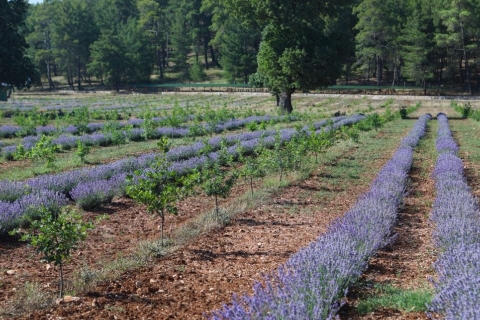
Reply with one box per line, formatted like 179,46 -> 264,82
338,125 -> 437,319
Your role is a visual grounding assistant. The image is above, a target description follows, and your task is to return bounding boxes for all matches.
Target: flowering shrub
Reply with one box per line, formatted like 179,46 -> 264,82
1,115 -> 296,159
0,190 -> 69,234
428,113 -> 480,319
70,180 -> 117,210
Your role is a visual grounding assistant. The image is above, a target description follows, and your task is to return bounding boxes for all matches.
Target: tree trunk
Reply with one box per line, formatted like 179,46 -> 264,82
275,93 -> 280,106
376,55 -> 383,86
67,71 -> 74,90
214,194 -> 219,220
459,56 -> 464,82
46,60 -> 55,89
250,176 -> 254,198
209,45 -> 216,65
279,91 -> 293,114
157,49 -> 164,79
77,59 -> 82,90
437,56 -> 444,86
392,64 -> 397,87
465,60 -> 472,95
366,60 -> 370,85
160,212 -> 165,247
345,61 -> 350,85
59,261 -> 64,298
204,35 -> 209,70
461,24 -> 472,95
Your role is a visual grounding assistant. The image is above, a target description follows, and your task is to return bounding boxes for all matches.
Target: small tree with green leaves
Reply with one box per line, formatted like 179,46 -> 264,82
126,137 -> 198,246
263,131 -> 305,182
140,108 -> 158,140
189,61 -> 207,82
199,138 -> 239,220
14,135 -> 59,168
308,128 -> 333,163
238,144 -> 268,198
102,121 -> 127,145
342,124 -> 360,143
10,207 -> 93,298
75,140 -> 91,163
289,126 -> 310,171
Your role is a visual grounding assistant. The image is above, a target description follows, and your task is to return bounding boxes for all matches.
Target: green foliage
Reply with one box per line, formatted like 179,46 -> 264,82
354,0 -> 406,86
103,121 -> 127,145
342,125 -> 360,143
199,138 -> 239,219
10,207 -> 93,298
75,140 -> 91,163
261,131 -> 308,182
215,18 -> 260,84
67,106 -> 90,133
0,0 -> 36,88
308,129 -> 333,163
188,121 -> 207,138
14,135 -> 59,168
357,284 -> 433,314
126,137 -> 199,246
246,121 -> 258,131
189,62 -> 207,82
453,101 -> 472,119
399,1 -> 436,88
140,108 -> 157,140
357,113 -> 384,131
238,145 -> 268,197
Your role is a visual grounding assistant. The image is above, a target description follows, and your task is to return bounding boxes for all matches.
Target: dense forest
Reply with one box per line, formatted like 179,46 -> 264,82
2,0 -> 480,110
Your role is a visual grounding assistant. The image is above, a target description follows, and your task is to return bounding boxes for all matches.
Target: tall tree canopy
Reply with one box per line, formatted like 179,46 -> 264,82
18,0 -> 480,97
219,0 -> 355,113
0,0 -> 36,88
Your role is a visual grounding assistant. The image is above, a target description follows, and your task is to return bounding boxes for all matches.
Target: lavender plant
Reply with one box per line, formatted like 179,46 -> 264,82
428,113 -> 480,319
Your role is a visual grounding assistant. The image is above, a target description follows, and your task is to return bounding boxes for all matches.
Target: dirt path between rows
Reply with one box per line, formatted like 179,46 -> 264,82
339,122 -> 438,319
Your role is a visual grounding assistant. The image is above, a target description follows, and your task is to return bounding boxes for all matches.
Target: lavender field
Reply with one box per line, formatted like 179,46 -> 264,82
1,93 -> 479,319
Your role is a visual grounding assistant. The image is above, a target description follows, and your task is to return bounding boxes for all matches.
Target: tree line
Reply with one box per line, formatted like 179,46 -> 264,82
2,0 -> 480,112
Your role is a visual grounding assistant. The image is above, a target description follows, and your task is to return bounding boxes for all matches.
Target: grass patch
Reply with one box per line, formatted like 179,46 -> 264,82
316,119 -> 414,200
357,283 -> 433,314
0,282 -> 55,317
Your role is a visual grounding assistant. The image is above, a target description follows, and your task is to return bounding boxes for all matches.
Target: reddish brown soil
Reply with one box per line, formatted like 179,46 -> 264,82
338,127 -> 437,319
0,125 -> 411,320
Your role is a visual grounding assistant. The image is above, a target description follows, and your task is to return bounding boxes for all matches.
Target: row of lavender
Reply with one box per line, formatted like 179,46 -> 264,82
209,114 -> 431,319
0,115 -> 191,138
0,115 -> 362,234
0,115 -> 295,158
428,114 -> 480,319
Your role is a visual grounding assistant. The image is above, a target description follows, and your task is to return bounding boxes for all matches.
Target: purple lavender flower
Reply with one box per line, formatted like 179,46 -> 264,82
70,179 -> 117,209
0,125 -> 20,138
428,113 -> 480,319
